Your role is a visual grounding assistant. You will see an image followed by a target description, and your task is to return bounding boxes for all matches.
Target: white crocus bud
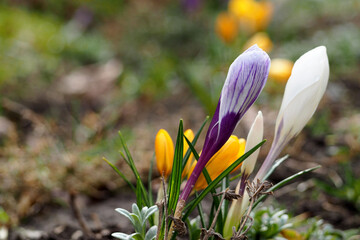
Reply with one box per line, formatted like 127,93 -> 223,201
241,111 -> 264,177
223,111 -> 263,239
256,46 -> 329,180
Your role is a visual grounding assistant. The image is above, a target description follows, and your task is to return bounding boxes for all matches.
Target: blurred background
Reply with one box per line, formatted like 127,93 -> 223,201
0,0 -> 359,235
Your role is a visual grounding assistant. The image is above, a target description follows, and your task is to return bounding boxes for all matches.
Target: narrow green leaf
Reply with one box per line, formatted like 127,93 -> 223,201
183,140 -> 266,220
136,179 -> 143,209
221,177 -> 229,226
184,136 -> 223,228
263,155 -> 289,181
167,120 -> 184,215
253,165 -> 321,209
103,157 -> 136,192
147,155 -> 155,225
118,131 -> 150,207
182,116 -> 209,172
207,203 -> 215,229
148,154 -> 154,206
195,192 -> 206,228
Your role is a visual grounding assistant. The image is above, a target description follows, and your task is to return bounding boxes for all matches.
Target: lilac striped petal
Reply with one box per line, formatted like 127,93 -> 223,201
203,45 -> 270,163
180,45 -> 270,201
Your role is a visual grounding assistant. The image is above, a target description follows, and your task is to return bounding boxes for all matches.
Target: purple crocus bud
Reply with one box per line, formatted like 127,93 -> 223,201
180,45 -> 270,201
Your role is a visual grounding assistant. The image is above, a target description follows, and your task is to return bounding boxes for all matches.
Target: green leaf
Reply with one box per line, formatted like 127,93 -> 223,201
195,192 -> 206,228
183,140 -> 266,220
102,157 -> 136,192
136,179 -> 144,209
182,116 -> 209,172
118,131 -> 150,207
167,120 -> 184,216
112,232 -> 137,240
144,226 -> 158,240
130,212 -> 143,234
253,165 -> 321,209
263,155 -> 289,180
148,155 -> 155,206
144,205 -> 158,222
115,208 -> 136,227
184,136 -> 223,229
132,204 -> 142,221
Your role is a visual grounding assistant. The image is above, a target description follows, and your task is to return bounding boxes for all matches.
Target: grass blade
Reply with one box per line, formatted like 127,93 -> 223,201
148,154 -> 155,206
263,155 -> 289,181
253,165 -> 321,209
195,192 -> 206,228
184,136 -> 223,227
102,157 -> 136,192
136,178 -> 143,208
118,131 -> 150,206
182,116 -> 209,171
167,120 -> 184,215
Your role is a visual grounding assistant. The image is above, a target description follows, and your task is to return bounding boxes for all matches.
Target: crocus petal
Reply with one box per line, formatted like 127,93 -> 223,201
276,46 -> 329,139
188,135 -> 245,191
180,45 -> 270,201
155,129 -> 174,177
223,112 -> 263,239
182,129 -> 195,179
204,45 -> 269,163
230,138 -> 246,173
256,46 -> 329,180
223,191 -> 247,239
241,111 -> 263,176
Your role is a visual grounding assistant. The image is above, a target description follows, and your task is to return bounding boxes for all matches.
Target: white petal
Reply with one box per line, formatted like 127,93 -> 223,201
241,111 -> 263,176
275,46 -> 329,142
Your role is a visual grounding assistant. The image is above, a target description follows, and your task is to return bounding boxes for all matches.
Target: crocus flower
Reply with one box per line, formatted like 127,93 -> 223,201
215,12 -> 239,43
155,129 -> 174,178
182,129 -> 195,179
241,111 -> 264,178
243,32 -> 273,53
188,135 -> 246,191
256,46 -> 329,180
180,45 -> 270,202
155,129 -> 195,178
223,111 -> 263,239
269,58 -> 294,83
228,0 -> 273,33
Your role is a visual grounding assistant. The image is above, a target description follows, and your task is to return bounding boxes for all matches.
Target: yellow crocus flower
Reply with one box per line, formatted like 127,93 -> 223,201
182,129 -> 195,179
215,12 -> 239,43
228,0 -> 273,33
155,129 -> 174,177
269,58 -> 294,83
243,32 -> 273,53
155,129 -> 195,178
188,135 -> 246,191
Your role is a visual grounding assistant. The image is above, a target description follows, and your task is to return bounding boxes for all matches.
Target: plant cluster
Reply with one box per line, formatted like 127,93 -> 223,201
104,44 -> 339,240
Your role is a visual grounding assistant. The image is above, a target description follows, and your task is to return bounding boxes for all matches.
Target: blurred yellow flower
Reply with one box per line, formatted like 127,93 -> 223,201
155,129 -> 195,178
228,0 -> 273,33
269,58 -> 294,83
280,229 -> 303,240
188,135 -> 246,191
243,32 -> 273,53
215,12 -> 239,43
